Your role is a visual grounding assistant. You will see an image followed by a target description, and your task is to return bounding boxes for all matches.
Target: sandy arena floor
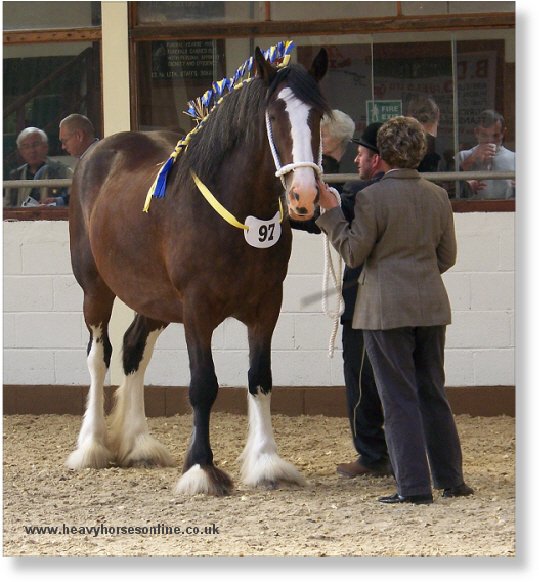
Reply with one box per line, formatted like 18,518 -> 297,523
2,412 -> 515,557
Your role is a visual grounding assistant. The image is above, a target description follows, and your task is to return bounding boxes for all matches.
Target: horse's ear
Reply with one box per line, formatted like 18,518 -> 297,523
254,47 -> 277,85
309,48 -> 329,82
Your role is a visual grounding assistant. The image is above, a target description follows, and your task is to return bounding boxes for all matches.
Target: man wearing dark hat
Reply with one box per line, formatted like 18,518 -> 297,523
335,122 -> 392,478
292,122 -> 391,478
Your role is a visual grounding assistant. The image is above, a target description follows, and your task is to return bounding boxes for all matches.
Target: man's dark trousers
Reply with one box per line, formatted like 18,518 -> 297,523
363,325 -> 465,496
342,320 -> 388,469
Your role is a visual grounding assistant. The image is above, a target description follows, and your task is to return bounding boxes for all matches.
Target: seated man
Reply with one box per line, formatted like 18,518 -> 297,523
458,110 -> 515,199
5,127 -> 72,207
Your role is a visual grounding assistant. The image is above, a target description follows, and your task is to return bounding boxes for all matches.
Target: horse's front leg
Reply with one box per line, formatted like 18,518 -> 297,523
240,304 -> 306,489
175,313 -> 233,496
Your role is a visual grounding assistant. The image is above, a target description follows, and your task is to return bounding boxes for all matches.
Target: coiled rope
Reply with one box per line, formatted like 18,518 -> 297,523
320,186 -> 344,358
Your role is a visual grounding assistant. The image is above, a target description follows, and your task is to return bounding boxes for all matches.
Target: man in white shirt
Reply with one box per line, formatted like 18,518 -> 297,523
458,109 -> 515,199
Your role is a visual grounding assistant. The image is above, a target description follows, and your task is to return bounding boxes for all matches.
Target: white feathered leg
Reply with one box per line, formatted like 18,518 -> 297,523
240,390 -> 306,488
109,328 -> 174,467
66,326 -> 114,469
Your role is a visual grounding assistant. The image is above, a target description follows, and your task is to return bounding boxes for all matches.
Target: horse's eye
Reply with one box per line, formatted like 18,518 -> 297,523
269,114 -> 276,122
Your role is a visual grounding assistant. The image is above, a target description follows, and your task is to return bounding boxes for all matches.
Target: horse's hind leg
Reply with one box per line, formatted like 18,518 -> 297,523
175,310 -> 232,496
66,288 -> 115,469
109,315 -> 174,467
240,301 -> 306,489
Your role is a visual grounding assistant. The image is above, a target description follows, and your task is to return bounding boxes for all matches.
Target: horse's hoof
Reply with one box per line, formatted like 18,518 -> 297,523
241,453 -> 307,488
113,435 -> 175,468
175,464 -> 233,496
126,458 -> 168,469
65,442 -> 114,470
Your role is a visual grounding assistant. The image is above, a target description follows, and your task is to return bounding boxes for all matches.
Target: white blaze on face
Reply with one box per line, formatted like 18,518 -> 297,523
278,87 -> 318,215
278,87 -> 314,166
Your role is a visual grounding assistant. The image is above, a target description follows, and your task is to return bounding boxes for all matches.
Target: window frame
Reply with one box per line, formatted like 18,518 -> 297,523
2,5 -> 515,221
128,4 -> 514,214
3,22 -> 103,222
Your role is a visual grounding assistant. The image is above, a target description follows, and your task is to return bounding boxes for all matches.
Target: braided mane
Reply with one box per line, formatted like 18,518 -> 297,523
176,64 -> 330,185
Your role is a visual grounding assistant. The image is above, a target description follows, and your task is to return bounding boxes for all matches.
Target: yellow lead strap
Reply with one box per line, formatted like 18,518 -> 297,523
191,170 -> 284,230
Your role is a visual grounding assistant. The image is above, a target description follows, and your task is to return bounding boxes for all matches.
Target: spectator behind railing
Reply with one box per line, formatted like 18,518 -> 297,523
406,95 -> 442,173
458,109 -> 515,199
4,127 -> 73,208
319,109 -> 355,192
59,114 -> 99,159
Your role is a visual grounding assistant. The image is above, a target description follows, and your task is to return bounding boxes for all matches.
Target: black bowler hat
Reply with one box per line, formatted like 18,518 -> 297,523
351,122 -> 383,153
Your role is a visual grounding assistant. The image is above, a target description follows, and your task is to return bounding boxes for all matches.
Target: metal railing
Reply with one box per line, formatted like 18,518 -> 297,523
3,172 -> 516,190
321,171 -> 515,183
3,171 -> 515,215
3,179 -> 73,189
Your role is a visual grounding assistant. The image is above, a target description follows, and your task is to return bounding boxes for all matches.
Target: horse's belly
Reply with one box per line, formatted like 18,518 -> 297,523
89,228 -> 184,323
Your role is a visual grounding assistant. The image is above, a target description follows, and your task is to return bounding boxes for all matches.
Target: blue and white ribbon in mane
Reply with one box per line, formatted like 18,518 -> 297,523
143,40 -> 295,212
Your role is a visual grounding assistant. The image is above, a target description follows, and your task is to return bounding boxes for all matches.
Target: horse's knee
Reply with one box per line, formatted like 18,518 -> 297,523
189,368 -> 219,409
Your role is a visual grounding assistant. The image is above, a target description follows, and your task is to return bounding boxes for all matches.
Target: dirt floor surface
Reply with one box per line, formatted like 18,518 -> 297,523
2,412 -> 515,557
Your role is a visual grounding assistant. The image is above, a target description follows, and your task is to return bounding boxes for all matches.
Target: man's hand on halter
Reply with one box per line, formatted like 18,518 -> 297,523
318,181 -> 340,210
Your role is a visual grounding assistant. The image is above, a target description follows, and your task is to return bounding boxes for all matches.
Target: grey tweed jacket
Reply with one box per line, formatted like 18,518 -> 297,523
316,169 -> 457,330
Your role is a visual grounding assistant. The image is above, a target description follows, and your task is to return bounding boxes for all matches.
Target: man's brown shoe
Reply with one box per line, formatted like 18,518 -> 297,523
336,460 -> 392,478
441,483 -> 474,498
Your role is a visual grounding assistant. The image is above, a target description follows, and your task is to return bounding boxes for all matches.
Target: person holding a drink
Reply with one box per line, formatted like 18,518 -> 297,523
458,109 -> 515,199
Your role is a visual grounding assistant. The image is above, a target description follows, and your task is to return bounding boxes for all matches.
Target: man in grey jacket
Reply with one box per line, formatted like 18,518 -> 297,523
316,116 -> 473,505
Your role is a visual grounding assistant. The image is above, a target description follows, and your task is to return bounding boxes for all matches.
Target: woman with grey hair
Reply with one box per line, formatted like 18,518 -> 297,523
315,116 -> 473,505
320,110 -> 355,182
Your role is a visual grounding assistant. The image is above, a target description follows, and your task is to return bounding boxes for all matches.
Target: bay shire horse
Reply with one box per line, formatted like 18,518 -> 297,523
67,47 -> 329,495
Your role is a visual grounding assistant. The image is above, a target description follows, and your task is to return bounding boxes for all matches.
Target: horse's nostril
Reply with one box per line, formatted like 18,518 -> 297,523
296,207 -> 308,215
291,191 -> 300,202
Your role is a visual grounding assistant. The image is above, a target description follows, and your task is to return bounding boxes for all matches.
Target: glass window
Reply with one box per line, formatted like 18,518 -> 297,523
455,31 -> 515,199
401,1 -> 515,15
2,1 -> 101,30
447,1 -> 515,14
136,39 -> 227,131
3,41 -> 102,206
371,33 -> 454,192
136,1 -> 265,24
134,28 -> 515,201
270,1 -> 397,20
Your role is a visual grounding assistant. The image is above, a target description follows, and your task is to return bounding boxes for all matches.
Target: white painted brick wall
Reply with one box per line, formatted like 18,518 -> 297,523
2,213 -> 515,387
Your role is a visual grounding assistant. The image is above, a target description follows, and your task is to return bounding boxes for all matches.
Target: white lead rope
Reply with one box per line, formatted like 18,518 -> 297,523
320,187 -> 344,358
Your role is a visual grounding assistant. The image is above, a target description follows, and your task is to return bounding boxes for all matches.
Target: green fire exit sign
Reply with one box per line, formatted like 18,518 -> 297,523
366,100 -> 402,124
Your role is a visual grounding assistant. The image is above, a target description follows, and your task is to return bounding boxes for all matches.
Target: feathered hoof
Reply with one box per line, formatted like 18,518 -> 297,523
114,434 -> 175,468
241,453 -> 306,489
65,441 -> 114,470
174,464 -> 233,496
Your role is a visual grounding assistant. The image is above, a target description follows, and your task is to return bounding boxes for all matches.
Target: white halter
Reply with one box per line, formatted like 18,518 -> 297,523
265,109 -> 343,358
265,110 -> 323,188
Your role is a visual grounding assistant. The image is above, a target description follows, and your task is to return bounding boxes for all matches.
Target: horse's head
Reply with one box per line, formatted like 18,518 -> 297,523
255,47 -> 330,221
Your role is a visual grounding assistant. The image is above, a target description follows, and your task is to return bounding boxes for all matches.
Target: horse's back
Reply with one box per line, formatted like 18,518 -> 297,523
71,130 -> 179,211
